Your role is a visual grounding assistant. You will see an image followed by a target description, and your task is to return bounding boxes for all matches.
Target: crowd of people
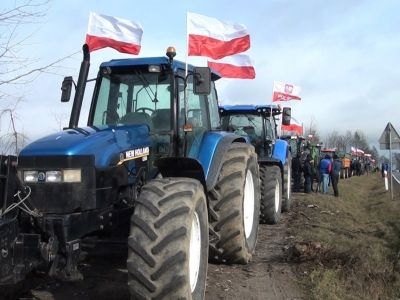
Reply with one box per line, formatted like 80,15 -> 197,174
292,153 -> 345,197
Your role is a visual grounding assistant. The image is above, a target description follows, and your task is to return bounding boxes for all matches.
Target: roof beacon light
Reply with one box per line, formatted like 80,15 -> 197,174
166,46 -> 176,62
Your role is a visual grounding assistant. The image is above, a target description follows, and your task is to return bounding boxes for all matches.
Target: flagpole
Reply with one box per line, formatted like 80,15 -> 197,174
185,12 -> 189,78
271,81 -> 274,133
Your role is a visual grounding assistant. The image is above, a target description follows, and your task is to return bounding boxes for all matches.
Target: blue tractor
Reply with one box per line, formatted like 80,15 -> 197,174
219,105 -> 292,224
0,46 -> 261,299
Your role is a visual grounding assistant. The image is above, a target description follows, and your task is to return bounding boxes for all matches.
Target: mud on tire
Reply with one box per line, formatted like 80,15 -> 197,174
260,165 -> 282,224
208,143 -> 260,264
127,178 -> 208,300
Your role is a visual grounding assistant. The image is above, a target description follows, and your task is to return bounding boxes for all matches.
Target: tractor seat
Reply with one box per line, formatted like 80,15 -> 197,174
152,109 -> 171,131
243,126 -> 256,135
119,112 -> 153,130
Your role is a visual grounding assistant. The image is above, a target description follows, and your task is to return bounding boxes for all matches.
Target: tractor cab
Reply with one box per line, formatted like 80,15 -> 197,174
219,104 -> 284,157
59,46 -> 221,177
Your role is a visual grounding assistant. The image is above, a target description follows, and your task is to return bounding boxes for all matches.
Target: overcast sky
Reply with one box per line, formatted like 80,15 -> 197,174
1,0 -> 399,149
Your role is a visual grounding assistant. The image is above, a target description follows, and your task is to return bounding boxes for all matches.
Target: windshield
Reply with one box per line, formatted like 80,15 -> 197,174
91,67 -> 171,131
221,114 -> 263,142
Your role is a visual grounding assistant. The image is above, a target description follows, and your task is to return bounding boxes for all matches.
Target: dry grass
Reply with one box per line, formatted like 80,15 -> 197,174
288,173 -> 400,300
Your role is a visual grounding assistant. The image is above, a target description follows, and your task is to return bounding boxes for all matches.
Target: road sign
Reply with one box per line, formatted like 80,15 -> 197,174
379,122 -> 400,150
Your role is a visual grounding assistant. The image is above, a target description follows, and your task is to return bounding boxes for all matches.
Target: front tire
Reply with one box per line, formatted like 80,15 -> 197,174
127,178 -> 208,300
260,165 -> 283,224
208,143 -> 260,264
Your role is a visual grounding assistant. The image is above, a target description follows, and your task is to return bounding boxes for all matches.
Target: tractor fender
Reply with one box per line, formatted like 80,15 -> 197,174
258,157 -> 282,169
272,139 -> 289,165
198,133 -> 246,191
155,157 -> 207,191
155,133 -> 246,192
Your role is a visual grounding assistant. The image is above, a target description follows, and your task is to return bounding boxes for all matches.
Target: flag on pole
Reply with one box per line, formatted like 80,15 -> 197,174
281,117 -> 303,135
272,81 -> 301,102
187,12 -> 250,60
351,147 -> 365,156
207,54 -> 255,79
85,12 -> 143,54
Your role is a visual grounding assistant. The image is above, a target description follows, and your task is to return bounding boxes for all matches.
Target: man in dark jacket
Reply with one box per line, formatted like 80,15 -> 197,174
331,154 -> 342,197
319,154 -> 332,194
292,154 -> 302,192
303,155 -> 312,193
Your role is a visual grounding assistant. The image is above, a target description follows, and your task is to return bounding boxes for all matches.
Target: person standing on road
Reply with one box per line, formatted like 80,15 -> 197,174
312,159 -> 321,193
303,155 -> 312,193
331,154 -> 342,197
292,154 -> 302,192
319,154 -> 332,194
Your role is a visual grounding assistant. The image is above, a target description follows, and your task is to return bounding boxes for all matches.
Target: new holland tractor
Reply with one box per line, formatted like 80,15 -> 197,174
0,45 -> 261,300
219,105 -> 292,224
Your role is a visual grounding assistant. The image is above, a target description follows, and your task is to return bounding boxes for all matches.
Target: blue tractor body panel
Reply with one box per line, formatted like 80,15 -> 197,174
220,104 -> 289,166
19,125 -> 151,167
189,131 -> 236,180
101,57 -> 221,80
272,139 -> 288,165
220,104 -> 281,115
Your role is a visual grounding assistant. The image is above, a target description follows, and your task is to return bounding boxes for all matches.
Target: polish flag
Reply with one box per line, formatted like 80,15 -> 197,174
187,12 -> 250,60
272,81 -> 301,102
208,54 -> 255,79
85,12 -> 143,54
281,124 -> 303,135
281,117 -> 303,135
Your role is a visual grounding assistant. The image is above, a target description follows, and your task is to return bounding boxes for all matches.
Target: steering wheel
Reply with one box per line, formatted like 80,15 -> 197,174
136,107 -> 155,115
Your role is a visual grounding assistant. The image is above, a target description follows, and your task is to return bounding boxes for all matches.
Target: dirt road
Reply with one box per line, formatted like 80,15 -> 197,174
4,201 -> 304,300
205,215 -> 303,300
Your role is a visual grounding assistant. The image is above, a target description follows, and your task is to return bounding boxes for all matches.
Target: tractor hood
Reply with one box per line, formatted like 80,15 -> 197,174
19,125 -> 151,167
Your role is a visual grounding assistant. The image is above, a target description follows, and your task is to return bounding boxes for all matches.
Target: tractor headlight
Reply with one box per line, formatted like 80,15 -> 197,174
24,171 -> 38,182
22,169 -> 81,183
46,171 -> 62,182
63,169 -> 81,183
148,65 -> 161,72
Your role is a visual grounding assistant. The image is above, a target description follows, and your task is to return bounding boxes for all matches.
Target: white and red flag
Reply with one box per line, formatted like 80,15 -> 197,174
85,12 -> 143,54
272,81 -> 301,102
351,147 -> 365,156
281,117 -> 303,135
187,12 -> 250,60
208,54 -> 255,79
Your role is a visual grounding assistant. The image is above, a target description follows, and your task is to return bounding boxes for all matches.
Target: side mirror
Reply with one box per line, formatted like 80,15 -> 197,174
193,67 -> 211,95
282,107 -> 291,126
61,76 -> 73,102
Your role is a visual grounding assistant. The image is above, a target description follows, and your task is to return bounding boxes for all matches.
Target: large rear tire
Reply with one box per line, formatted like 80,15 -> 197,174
208,143 -> 260,264
260,165 -> 283,224
127,178 -> 208,300
282,152 -> 292,212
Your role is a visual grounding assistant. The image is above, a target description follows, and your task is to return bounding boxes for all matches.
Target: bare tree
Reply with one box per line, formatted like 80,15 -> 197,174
304,116 -> 320,141
352,131 -> 370,152
0,1 -> 51,89
325,130 -> 340,149
0,1 -> 77,155
0,108 -> 28,154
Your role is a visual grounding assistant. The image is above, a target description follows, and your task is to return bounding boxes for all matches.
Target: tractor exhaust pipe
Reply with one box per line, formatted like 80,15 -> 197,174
69,44 -> 90,128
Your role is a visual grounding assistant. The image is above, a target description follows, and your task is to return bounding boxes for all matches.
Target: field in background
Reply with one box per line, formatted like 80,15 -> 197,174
288,172 -> 400,299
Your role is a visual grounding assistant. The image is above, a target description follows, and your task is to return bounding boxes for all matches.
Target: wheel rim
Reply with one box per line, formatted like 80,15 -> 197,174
189,212 -> 201,292
275,178 -> 280,213
243,170 -> 255,239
